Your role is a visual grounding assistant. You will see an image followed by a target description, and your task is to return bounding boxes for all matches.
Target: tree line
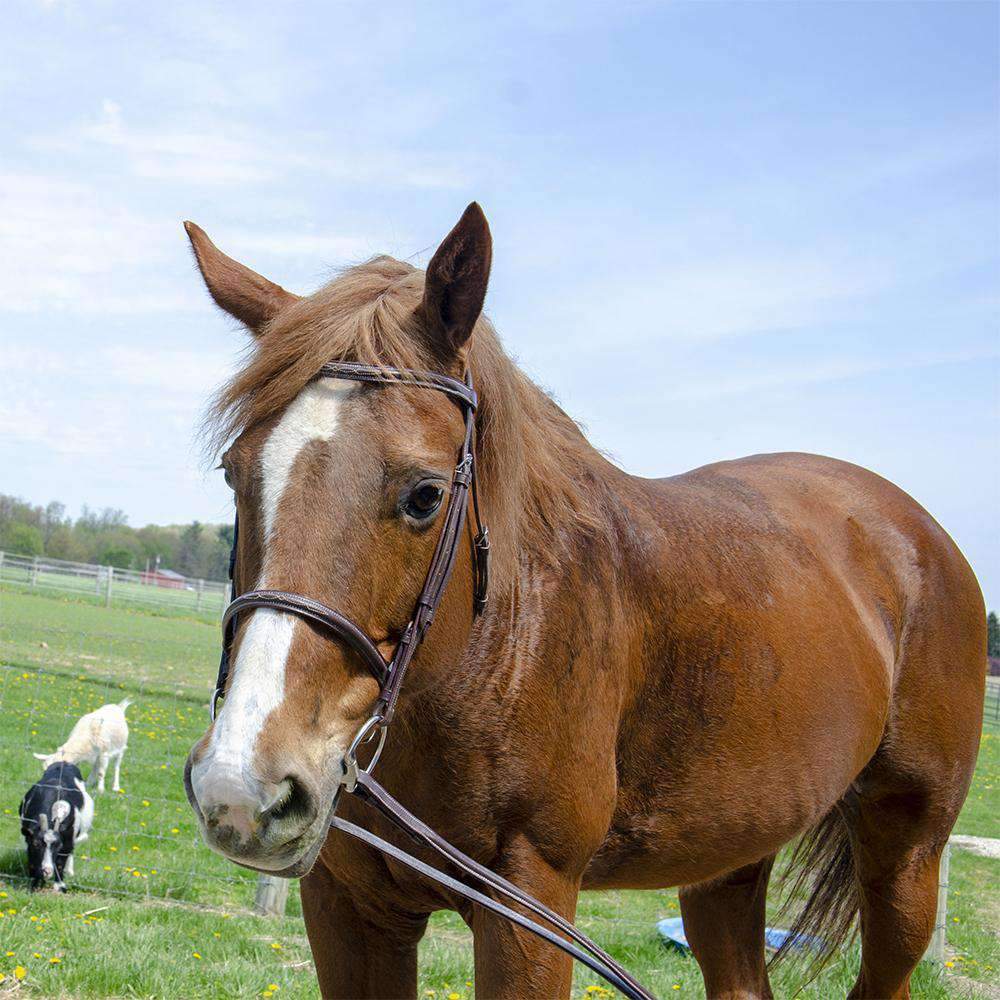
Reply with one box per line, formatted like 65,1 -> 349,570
0,494 -> 233,582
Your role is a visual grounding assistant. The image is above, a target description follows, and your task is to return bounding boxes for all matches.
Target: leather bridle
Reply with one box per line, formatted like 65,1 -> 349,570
211,360 -> 656,1000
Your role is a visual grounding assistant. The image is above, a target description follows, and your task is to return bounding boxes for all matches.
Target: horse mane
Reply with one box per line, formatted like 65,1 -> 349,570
206,255 -> 617,575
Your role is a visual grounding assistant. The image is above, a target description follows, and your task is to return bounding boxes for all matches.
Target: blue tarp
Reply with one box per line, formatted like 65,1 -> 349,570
657,917 -> 825,954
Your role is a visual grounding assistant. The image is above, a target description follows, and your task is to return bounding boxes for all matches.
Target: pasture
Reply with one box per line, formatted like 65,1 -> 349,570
0,588 -> 997,998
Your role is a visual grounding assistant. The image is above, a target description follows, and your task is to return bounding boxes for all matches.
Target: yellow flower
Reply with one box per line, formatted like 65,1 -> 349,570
109,846 -> 118,852
945,961 -> 954,968
270,942 -> 282,950
50,957 -> 61,964
213,932 -> 221,939
33,952 -> 42,959
268,986 -> 278,992
142,800 -> 150,807
171,828 -> 180,834
5,951 -> 13,957
192,952 -> 202,960
263,993 -> 273,999
673,987 -> 681,992
104,866 -> 112,871
0,891 -> 7,898
14,966 -> 26,980
448,994 -> 460,1000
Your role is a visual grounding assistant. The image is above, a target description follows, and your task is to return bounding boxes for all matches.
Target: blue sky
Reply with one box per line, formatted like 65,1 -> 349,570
1,0 -> 997,606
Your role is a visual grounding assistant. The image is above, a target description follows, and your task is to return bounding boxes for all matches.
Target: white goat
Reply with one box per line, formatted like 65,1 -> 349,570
34,699 -> 131,793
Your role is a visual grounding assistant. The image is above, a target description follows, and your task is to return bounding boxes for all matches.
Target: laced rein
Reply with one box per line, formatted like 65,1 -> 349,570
211,361 -> 656,1000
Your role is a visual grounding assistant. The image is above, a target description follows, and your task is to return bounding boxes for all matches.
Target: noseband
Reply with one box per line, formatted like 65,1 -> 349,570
212,360 -> 655,1000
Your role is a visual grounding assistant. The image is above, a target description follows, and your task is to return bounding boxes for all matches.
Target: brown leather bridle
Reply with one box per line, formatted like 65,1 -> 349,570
213,360 -> 489,726
211,361 -> 655,1000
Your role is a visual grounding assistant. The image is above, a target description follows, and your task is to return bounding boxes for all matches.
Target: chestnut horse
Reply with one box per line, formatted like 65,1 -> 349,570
184,204 -> 984,999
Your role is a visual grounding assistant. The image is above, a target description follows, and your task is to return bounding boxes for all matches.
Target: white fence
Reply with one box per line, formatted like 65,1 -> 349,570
0,551 -> 229,618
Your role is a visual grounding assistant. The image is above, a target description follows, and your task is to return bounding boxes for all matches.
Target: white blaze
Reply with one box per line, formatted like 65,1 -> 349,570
193,379 -> 352,800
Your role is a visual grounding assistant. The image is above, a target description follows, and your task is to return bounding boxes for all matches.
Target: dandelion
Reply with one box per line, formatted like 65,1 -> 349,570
448,993 -> 460,1000
0,891 -> 7,898
945,961 -> 954,968
104,865 -> 112,871
193,952 -> 202,960
109,846 -> 118,852
142,800 -> 150,807
270,942 -> 283,950
171,828 -> 180,834
50,957 -> 61,964
263,993 -> 273,999
268,986 -> 279,992
5,951 -> 13,957
14,966 -> 26,980
33,952 -> 42,959
213,932 -> 221,939
673,987 -> 681,992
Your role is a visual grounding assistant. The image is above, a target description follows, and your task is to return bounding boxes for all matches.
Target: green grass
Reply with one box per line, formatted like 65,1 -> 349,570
0,588 -> 997,998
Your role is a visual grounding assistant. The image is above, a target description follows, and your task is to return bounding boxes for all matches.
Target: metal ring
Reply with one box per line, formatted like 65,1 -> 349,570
341,715 -> 388,792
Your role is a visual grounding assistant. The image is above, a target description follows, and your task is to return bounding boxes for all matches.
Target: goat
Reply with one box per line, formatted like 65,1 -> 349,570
20,762 -> 94,891
34,698 -> 131,793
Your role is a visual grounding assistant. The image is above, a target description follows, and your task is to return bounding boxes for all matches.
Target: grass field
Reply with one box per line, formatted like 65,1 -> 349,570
0,588 -> 997,998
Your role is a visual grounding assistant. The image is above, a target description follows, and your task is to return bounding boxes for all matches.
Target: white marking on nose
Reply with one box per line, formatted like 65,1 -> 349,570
195,378 -> 352,803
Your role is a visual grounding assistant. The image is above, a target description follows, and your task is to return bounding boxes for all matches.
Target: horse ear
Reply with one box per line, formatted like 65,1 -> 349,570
184,222 -> 300,335
421,203 -> 492,360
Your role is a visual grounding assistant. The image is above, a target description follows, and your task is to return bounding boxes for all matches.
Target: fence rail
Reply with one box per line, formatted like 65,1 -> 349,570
0,551 -> 229,619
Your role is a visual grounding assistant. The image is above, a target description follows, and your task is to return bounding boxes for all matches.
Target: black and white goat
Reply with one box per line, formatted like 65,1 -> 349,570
20,762 -> 94,891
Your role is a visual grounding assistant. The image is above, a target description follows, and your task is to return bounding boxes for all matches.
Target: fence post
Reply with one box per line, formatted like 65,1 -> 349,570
196,578 -> 204,612
0,550 -> 5,580
31,555 -> 39,589
254,873 -> 289,916
105,566 -> 114,608
923,841 -> 950,963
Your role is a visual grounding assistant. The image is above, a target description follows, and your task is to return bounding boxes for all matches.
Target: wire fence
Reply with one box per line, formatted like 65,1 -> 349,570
0,551 -> 229,621
1,569 -> 995,936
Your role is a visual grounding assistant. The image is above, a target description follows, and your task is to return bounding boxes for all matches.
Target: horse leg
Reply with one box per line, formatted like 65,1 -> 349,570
679,855 -> 775,999
846,788 -> 950,1000
471,844 -> 581,1000
300,858 -> 428,1000
846,576 -> 982,1000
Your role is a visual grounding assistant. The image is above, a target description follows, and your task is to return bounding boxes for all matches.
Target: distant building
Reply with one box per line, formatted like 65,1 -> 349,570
141,568 -> 186,590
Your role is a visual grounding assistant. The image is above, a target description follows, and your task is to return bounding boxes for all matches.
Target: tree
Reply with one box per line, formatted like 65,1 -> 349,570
175,522 -> 204,577
988,611 -> 1000,659
0,522 -> 44,556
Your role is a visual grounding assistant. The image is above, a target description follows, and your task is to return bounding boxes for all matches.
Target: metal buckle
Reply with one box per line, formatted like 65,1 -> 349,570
340,715 -> 388,792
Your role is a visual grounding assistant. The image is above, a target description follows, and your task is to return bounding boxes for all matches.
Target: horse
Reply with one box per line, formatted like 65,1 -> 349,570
183,204 -> 984,999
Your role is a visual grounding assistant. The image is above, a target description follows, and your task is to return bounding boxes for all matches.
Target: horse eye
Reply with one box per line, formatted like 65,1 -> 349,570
403,482 -> 445,520
221,465 -> 234,489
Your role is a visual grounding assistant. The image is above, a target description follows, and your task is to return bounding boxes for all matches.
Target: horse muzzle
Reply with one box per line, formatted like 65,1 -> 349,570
183,748 -> 332,876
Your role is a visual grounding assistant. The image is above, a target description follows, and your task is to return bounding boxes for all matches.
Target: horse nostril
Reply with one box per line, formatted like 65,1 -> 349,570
263,775 -> 314,829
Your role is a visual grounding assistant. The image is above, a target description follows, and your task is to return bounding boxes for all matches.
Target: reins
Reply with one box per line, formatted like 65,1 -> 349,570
213,361 -> 656,1000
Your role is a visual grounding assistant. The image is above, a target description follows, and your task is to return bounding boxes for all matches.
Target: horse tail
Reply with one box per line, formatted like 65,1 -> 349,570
769,799 -> 859,971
